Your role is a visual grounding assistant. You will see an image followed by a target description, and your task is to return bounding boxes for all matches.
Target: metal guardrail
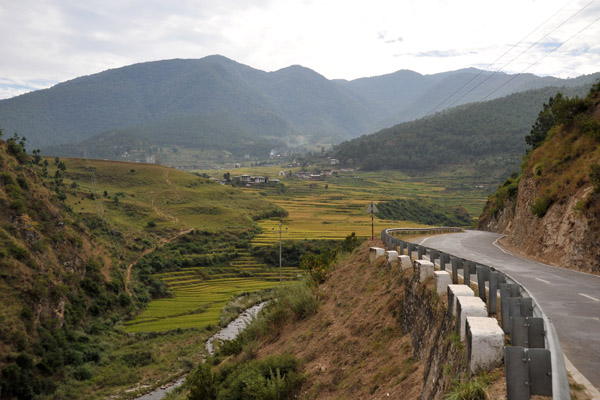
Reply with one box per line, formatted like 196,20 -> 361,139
381,228 -> 571,400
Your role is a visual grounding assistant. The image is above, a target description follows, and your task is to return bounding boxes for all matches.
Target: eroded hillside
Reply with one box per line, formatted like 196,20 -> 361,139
479,83 -> 600,274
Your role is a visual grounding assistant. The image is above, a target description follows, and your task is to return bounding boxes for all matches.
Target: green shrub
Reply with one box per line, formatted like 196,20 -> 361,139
214,353 -> 302,400
122,350 -> 154,367
0,171 -> 15,185
530,195 -> 554,218
217,338 -> 244,356
284,281 -> 318,320
590,164 -> 600,193
73,365 -> 93,381
17,176 -> 29,190
187,363 -> 217,400
575,114 -> 600,139
444,377 -> 488,400
9,199 -> 27,215
10,244 -> 29,260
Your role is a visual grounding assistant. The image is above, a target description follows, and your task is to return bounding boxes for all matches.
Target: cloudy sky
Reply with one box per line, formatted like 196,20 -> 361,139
1,0 -> 599,99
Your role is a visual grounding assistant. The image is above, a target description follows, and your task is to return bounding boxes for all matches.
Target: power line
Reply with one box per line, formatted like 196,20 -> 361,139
479,13 -> 600,103
424,0 -> 576,116
425,0 -> 598,116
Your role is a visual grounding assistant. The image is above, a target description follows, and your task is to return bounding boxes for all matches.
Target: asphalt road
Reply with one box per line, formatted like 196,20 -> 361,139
419,230 -> 600,391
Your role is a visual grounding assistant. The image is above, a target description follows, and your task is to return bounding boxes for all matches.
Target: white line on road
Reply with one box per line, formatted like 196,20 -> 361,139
535,277 -> 551,284
492,235 -> 514,255
579,293 -> 600,302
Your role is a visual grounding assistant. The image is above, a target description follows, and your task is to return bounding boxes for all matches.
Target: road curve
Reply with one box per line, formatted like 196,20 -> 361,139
419,230 -> 600,392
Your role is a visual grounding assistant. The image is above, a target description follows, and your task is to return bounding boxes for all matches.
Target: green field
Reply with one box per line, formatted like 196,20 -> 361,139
199,165 -> 491,244
125,251 -> 301,332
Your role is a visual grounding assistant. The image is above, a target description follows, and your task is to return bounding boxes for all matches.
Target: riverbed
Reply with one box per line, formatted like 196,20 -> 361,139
134,301 -> 267,399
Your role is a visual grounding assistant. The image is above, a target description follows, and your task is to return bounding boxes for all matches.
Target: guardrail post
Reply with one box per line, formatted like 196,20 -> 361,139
510,317 -> 546,349
505,347 -> 531,400
508,298 -> 534,336
505,347 -> 553,399
463,260 -> 473,288
500,283 -> 520,333
429,250 -> 439,267
398,240 -> 406,255
407,243 -> 415,260
476,265 -> 490,303
417,245 -> 425,260
438,252 -> 446,270
489,271 -> 499,315
451,257 -> 459,284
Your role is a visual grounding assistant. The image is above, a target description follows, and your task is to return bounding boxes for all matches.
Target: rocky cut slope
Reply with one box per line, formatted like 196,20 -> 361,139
478,82 -> 600,273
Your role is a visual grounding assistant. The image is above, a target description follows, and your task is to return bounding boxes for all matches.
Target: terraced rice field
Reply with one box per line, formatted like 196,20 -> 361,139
126,166 -> 489,333
125,252 -> 301,332
250,177 -> 431,245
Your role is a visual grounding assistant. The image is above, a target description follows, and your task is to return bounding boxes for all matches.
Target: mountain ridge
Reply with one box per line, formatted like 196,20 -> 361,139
1,55 -> 598,164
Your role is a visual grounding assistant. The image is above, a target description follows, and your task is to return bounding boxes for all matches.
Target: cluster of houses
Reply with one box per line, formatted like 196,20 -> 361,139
238,175 -> 281,186
293,169 -> 339,180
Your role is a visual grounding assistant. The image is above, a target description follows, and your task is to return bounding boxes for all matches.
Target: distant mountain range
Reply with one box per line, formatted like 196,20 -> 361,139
0,55 -> 598,163
332,84 -> 595,181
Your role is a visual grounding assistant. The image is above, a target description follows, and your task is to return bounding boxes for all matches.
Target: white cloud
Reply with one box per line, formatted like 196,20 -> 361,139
0,0 -> 598,99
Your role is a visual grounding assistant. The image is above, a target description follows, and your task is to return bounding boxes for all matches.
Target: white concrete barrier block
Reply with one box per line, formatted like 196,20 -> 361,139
386,250 -> 399,267
457,296 -> 487,341
434,271 -> 452,295
369,247 -> 386,263
466,316 -> 504,373
447,284 -> 475,317
399,255 -> 412,271
414,260 -> 435,282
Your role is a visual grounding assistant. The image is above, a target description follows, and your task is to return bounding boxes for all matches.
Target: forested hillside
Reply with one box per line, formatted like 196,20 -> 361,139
332,84 -> 593,180
478,83 -> 600,273
0,56 -> 378,157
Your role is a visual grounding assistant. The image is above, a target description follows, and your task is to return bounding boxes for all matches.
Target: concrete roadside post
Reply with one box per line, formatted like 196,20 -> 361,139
434,270 -> 452,295
447,284 -> 475,317
466,316 -> 504,373
414,259 -> 434,282
456,296 -> 487,341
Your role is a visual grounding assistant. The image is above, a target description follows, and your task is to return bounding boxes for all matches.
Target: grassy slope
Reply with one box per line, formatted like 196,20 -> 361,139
216,240 -> 506,399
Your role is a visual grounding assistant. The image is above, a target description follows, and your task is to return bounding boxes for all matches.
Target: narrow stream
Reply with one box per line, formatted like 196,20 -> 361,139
134,301 -> 267,400
206,301 -> 266,355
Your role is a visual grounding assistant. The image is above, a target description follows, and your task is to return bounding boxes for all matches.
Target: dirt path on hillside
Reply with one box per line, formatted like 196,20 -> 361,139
124,229 -> 193,296
148,170 -> 181,224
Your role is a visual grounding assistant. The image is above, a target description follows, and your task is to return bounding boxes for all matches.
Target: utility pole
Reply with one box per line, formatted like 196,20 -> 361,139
279,220 -> 283,287
366,201 -> 378,240
275,221 -> 287,287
